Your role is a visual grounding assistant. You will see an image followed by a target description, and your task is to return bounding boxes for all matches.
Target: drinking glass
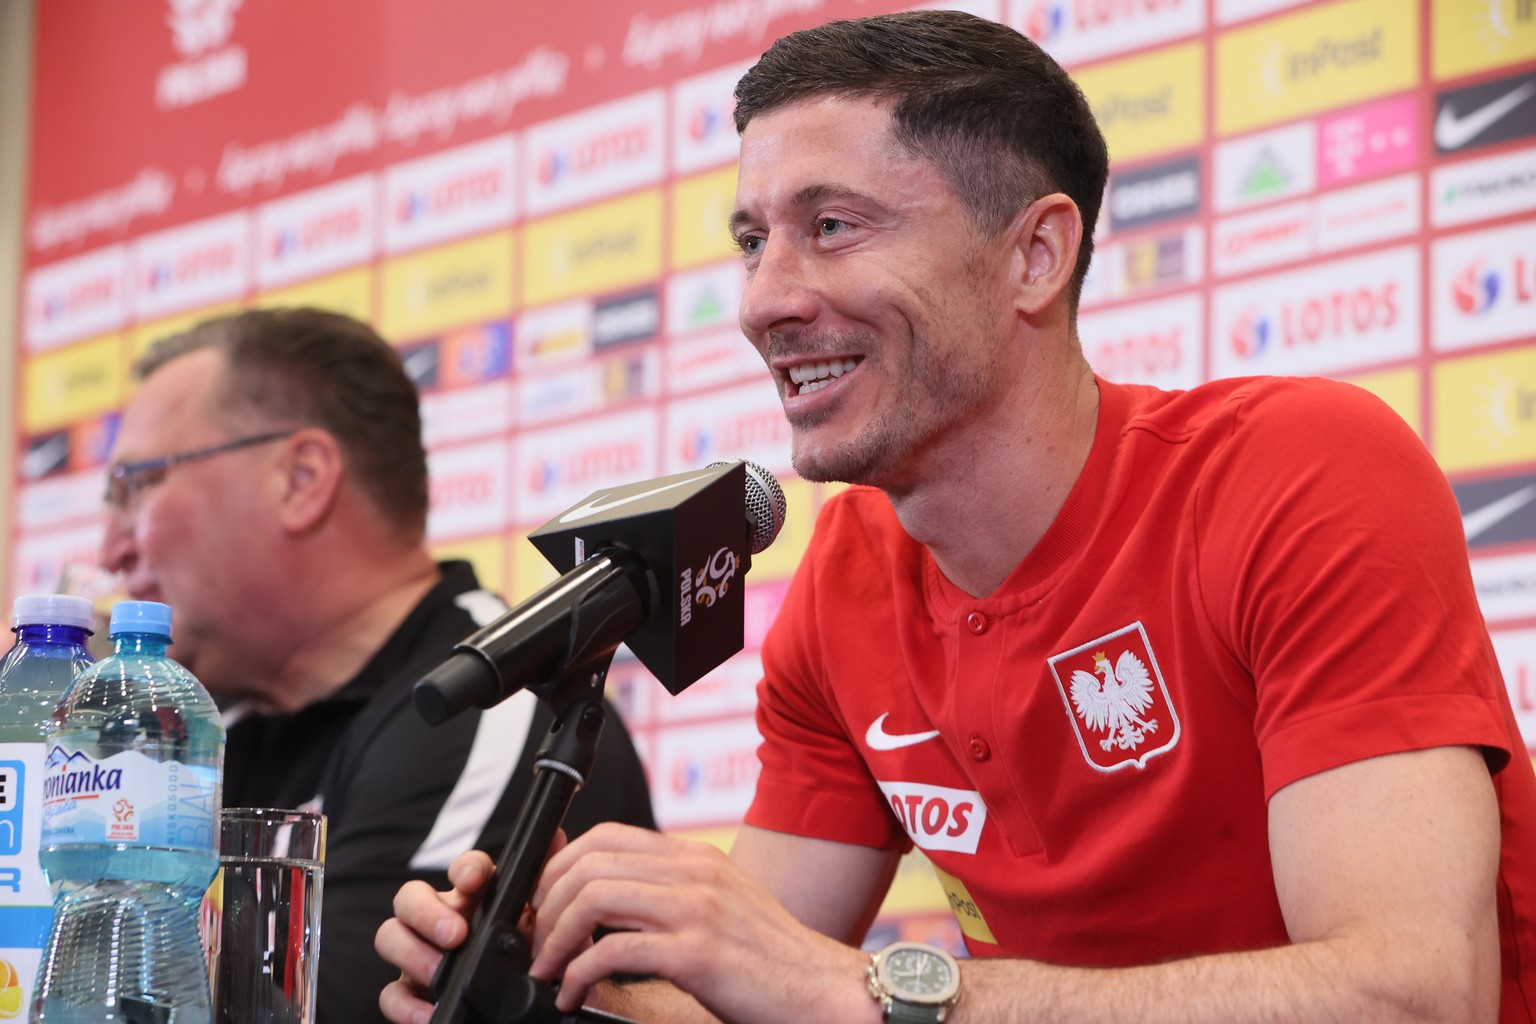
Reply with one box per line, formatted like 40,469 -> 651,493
209,808 -> 325,1024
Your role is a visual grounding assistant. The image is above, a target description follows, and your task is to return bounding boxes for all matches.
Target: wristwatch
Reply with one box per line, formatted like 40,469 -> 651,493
865,941 -> 962,1023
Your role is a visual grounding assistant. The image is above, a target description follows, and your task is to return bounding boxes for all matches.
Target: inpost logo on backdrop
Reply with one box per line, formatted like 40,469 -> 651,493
1433,0 -> 1536,81
1434,347 -> 1536,474
1075,41 -> 1205,164
1216,0 -> 1418,136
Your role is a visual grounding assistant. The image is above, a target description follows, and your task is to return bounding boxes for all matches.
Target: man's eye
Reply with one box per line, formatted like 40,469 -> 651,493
817,218 -> 849,236
736,234 -> 764,256
125,468 -> 166,497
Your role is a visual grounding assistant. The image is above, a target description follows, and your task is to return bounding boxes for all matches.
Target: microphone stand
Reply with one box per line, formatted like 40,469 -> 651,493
426,655 -> 641,1024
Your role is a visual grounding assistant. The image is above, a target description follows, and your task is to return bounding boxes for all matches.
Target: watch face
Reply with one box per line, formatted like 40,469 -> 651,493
879,945 -> 958,1001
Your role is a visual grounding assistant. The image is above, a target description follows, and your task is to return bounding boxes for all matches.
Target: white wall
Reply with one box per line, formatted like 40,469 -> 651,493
0,0 -> 37,587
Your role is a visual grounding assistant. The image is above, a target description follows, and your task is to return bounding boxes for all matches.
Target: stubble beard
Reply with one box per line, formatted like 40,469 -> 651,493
787,322 -> 997,488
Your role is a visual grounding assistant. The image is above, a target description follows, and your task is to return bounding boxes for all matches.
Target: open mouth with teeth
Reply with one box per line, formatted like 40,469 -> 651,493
788,358 -> 859,396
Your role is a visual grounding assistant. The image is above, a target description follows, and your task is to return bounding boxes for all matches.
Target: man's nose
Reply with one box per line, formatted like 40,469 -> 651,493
739,237 -> 821,339
98,505 -> 138,576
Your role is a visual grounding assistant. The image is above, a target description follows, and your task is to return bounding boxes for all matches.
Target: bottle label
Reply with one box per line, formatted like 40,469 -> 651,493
0,740 -> 55,915
1,741 -> 52,1020
40,746 -> 217,853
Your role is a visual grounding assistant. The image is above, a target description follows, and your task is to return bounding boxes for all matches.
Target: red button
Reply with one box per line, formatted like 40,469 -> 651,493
966,612 -> 987,634
968,735 -> 990,761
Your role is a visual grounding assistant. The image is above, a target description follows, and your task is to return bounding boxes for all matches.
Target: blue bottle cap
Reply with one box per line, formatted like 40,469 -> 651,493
12,594 -> 95,631
109,600 -> 174,640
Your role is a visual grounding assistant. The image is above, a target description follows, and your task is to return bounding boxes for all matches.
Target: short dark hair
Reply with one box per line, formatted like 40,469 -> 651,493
135,308 -> 429,538
734,10 -> 1109,312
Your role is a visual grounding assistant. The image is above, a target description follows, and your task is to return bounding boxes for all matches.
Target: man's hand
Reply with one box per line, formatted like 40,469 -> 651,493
376,849 -> 496,1024
527,823 -> 880,1023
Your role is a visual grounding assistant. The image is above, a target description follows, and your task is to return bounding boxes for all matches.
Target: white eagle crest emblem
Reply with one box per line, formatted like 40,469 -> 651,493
1048,622 -> 1180,772
166,0 -> 243,58
1070,649 -> 1158,752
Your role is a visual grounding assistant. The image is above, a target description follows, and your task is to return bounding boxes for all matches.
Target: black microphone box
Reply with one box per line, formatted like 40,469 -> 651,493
527,461 -> 748,694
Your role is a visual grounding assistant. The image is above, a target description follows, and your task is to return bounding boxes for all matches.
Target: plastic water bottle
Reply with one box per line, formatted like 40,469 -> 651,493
34,601 -> 224,1024
0,595 -> 95,1021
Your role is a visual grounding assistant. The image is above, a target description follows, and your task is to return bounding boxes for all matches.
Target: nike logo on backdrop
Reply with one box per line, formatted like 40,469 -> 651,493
1436,82 -> 1536,151
865,713 -> 941,752
556,471 -> 713,524
1462,484 -> 1536,542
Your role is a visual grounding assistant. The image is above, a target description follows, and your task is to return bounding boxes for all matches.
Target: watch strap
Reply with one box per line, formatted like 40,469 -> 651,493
884,1000 -> 944,1024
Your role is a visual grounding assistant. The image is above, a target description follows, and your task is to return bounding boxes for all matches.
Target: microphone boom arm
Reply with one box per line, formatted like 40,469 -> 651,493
427,661 -> 616,1024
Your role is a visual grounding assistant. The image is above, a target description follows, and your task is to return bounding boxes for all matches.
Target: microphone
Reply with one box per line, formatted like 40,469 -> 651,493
413,459 -> 787,725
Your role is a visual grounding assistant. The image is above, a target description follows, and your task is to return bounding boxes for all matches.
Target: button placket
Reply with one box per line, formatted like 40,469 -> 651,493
950,604 -> 1045,856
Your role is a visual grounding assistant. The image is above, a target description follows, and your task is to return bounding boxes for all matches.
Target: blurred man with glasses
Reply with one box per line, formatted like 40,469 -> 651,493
99,307 -> 655,1024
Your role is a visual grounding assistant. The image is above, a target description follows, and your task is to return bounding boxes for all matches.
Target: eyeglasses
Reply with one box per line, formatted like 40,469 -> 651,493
104,430 -> 297,513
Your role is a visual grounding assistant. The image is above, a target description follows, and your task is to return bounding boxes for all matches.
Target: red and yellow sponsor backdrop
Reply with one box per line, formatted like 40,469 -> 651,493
11,0 -> 1536,949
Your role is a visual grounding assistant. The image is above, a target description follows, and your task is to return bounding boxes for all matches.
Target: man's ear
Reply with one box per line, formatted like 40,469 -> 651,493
274,428 -> 344,534
1008,192 -> 1084,316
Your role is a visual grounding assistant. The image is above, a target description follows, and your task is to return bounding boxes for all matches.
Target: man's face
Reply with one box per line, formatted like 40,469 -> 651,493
731,96 -> 1021,489
98,349 -> 278,693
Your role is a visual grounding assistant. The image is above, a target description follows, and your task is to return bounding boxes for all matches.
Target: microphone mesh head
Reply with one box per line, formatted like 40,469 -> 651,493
742,461 -> 788,554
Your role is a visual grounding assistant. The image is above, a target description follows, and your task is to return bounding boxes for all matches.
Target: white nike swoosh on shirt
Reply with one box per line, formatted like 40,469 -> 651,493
556,471 -> 714,524
1435,82 -> 1536,151
865,712 -> 942,752
1463,483 -> 1536,542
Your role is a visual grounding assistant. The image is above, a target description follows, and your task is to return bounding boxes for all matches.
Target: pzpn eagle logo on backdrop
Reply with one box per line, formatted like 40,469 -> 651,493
157,0 -> 248,110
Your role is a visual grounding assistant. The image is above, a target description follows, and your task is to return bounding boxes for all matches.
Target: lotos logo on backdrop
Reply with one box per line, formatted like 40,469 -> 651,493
1022,0 -> 1202,65
1229,283 -> 1400,362
668,746 -> 757,798
37,275 -> 116,325
1454,260 -> 1502,315
525,442 -> 643,496
1212,246 -> 1419,379
394,168 -> 506,225
1228,307 -> 1272,360
680,428 -> 716,465
675,405 -> 786,466
688,101 -> 728,143
141,240 -> 237,294
1431,221 -> 1536,351
24,249 -> 129,350
157,0 -> 248,110
525,459 -> 557,495
396,192 -> 428,225
1021,1 -> 1066,43
267,206 -> 363,261
679,408 -> 789,466
1450,251 -> 1535,323
537,125 -> 653,185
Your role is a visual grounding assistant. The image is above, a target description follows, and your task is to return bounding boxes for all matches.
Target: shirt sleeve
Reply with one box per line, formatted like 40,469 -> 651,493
746,492 -> 912,852
1191,378 -> 1513,798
